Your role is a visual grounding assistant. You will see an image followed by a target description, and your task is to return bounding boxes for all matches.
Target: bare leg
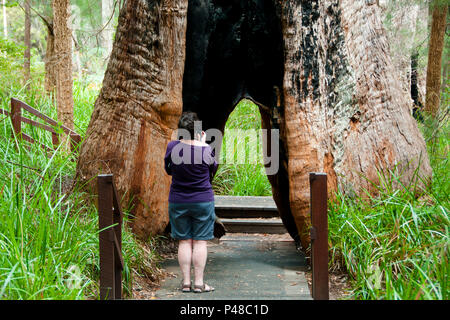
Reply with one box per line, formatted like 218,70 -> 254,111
178,239 -> 193,286
193,240 -> 213,290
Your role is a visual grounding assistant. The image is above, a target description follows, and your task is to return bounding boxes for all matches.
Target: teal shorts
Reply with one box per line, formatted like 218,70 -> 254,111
168,201 -> 215,240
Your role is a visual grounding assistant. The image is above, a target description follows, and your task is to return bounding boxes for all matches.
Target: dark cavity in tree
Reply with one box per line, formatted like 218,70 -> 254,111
182,0 -> 284,132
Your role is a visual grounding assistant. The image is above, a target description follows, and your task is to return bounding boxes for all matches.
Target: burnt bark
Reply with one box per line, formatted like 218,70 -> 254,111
77,0 -> 432,248
33,10 -> 56,96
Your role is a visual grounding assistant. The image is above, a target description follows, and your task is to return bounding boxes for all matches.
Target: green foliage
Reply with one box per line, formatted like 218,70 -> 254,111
0,0 -> 447,300
0,49 -> 159,299
328,114 -> 449,300
0,36 -> 25,92
212,92 -> 449,301
212,100 -> 272,196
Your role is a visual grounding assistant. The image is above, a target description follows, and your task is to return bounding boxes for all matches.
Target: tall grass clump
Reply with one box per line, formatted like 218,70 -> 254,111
0,90 -> 160,299
0,38 -> 161,299
0,108 -> 97,299
212,99 -> 272,196
328,110 -> 449,300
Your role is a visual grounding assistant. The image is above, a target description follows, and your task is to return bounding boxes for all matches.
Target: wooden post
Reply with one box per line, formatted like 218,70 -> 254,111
70,132 -> 81,152
98,174 -> 115,300
309,172 -> 329,300
112,182 -> 123,299
52,132 -> 60,148
10,98 -> 22,138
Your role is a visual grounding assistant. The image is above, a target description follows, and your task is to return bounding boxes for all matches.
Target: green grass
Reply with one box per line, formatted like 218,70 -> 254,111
0,42 -> 161,298
327,114 -> 449,300
212,99 -> 272,196
0,35 -> 448,300
211,99 -> 448,300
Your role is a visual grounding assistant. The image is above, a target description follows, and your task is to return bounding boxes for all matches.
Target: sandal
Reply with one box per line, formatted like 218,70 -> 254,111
193,283 -> 215,293
180,280 -> 192,292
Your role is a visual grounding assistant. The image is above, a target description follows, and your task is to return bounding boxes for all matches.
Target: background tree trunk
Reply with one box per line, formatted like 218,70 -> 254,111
425,1 -> 447,118
52,0 -> 73,130
76,0 -> 188,239
101,0 -> 114,62
23,0 -> 31,89
71,4 -> 81,78
381,0 -> 420,109
415,3 -> 430,111
44,21 -> 56,95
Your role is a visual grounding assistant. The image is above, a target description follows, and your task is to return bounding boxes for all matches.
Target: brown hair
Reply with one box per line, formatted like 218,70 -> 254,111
178,111 -> 202,140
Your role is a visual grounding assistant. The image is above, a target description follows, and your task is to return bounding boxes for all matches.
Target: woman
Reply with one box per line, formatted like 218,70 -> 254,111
164,111 -> 218,293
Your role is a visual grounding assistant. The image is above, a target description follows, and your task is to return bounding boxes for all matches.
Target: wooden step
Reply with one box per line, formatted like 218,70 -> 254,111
215,195 -> 278,219
220,218 -> 287,234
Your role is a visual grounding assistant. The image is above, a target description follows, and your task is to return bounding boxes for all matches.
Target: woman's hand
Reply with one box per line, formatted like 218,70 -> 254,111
201,131 -> 206,143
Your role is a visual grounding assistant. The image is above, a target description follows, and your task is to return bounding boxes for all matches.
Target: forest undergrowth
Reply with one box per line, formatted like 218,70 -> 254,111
0,36 -> 448,300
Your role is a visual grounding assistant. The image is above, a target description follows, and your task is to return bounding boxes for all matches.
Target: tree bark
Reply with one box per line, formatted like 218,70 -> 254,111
425,1 -> 448,118
101,0 -> 114,62
44,21 -> 56,95
23,0 -> 31,89
279,0 -> 431,249
52,0 -> 73,130
76,0 -> 432,248
76,0 -> 188,238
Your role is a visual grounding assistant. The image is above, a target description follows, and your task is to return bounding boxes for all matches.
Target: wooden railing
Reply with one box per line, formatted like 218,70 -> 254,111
309,172 -> 329,300
0,98 -> 81,153
97,174 -> 124,300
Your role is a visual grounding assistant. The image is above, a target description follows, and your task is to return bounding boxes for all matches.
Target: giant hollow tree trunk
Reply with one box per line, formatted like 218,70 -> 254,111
279,0 -> 431,249
76,0 -> 188,238
76,0 -> 431,248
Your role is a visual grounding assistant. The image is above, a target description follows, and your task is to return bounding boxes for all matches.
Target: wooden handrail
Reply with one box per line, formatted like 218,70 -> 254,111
11,98 -> 77,136
0,98 -> 82,153
0,108 -> 10,116
97,174 -> 124,300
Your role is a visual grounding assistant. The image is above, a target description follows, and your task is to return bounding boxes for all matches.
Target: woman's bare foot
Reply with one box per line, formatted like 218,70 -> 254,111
193,283 -> 215,293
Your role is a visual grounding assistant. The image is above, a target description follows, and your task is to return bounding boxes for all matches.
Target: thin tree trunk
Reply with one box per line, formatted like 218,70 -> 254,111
71,4 -> 81,78
383,1 -> 420,106
44,21 -> 56,95
441,57 -> 448,94
415,3 -> 430,109
52,0 -> 73,130
24,0 -> 31,89
411,51 -> 422,110
425,1 -> 448,118
2,0 -> 7,38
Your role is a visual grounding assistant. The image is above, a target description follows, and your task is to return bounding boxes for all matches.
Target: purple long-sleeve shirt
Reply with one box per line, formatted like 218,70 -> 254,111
164,140 -> 218,203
